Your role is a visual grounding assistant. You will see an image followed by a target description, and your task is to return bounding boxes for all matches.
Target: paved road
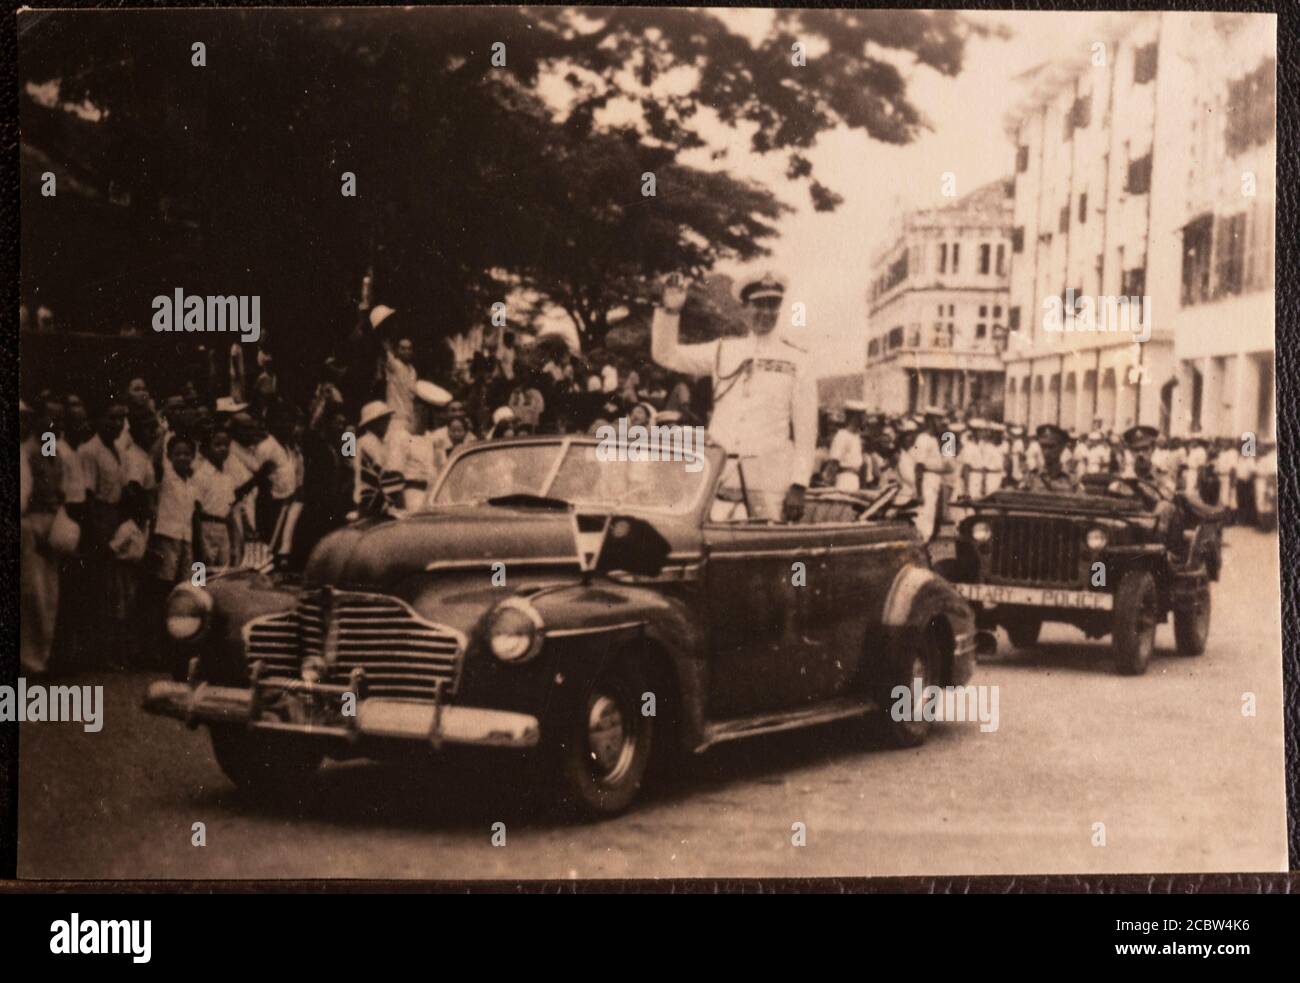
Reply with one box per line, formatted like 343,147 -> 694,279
16,527 -> 1287,879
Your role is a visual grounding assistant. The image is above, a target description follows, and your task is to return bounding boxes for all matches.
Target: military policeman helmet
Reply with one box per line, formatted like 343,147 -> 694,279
1035,423 -> 1069,448
1123,425 -> 1160,451
736,271 -> 787,304
967,417 -> 989,431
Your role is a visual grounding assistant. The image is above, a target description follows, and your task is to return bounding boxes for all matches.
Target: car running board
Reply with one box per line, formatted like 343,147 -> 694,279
696,696 -> 874,752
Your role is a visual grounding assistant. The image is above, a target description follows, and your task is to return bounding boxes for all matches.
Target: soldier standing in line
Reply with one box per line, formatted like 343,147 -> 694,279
913,407 -> 953,539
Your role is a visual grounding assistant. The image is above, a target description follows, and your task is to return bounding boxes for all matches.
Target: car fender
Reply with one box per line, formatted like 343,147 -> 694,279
527,580 -> 709,746
878,564 -> 976,687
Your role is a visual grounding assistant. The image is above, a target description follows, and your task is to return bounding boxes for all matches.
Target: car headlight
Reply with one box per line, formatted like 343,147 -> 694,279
1086,527 -> 1109,551
970,521 -> 993,544
487,598 -> 544,664
165,585 -> 213,641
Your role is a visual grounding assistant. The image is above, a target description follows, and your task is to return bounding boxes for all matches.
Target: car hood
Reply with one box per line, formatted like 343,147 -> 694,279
303,506 -> 587,590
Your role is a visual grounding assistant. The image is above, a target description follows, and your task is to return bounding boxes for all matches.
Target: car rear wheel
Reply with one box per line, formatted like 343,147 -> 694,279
1173,583 -> 1211,656
209,724 -> 323,801
550,661 -> 654,820
1004,615 -> 1042,649
1113,570 -> 1159,675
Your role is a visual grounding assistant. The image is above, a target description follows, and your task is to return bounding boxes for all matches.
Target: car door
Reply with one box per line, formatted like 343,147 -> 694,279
701,522 -> 825,718
808,519 -> 921,703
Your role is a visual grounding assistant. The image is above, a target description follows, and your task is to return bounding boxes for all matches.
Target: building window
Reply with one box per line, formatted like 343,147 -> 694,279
1121,267 -> 1146,297
1016,145 -> 1030,173
996,243 -> 1007,276
993,305 -> 1003,318
888,327 -> 904,350
979,305 -> 988,317
1213,212 -> 1247,298
1226,58 -> 1276,157
1011,227 -> 1025,253
1180,214 -> 1213,305
1070,93 -> 1092,131
976,323 -> 987,339
1126,152 -> 1153,194
938,243 -> 948,274
947,304 -> 955,316
1059,205 -> 1070,233
979,243 -> 991,274
951,243 -> 960,273
867,339 -> 879,358
1134,42 -> 1158,85
1008,307 -> 1021,331
1078,192 -> 1088,224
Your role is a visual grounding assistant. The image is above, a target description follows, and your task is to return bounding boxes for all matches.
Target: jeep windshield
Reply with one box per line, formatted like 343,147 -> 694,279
430,439 -> 711,515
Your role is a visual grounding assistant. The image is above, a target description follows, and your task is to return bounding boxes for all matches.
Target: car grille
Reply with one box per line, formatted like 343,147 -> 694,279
986,516 -> 1082,586
243,590 -> 464,700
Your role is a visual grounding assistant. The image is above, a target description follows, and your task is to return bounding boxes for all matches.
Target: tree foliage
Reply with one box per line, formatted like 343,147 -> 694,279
20,7 -> 984,356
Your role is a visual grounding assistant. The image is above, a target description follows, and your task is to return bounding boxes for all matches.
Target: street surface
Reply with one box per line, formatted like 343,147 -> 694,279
17,527 -> 1287,879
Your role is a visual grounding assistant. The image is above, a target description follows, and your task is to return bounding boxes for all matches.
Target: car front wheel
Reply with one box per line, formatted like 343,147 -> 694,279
550,661 -> 654,820
1004,615 -> 1042,649
1173,583 -> 1211,656
1112,570 -> 1159,675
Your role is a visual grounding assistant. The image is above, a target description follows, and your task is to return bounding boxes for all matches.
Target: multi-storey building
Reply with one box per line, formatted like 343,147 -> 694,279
1002,11 -> 1274,438
1164,13 -> 1275,440
864,179 -> 1013,416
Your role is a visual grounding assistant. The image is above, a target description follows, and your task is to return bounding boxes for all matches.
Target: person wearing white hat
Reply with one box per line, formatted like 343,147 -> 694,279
651,271 -> 816,520
959,419 -> 986,499
366,305 -> 418,433
1083,430 -> 1110,475
354,400 -> 405,514
980,422 -> 1008,493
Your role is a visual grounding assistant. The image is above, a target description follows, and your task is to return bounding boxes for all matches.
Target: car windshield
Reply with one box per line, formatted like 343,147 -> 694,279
431,440 -> 710,515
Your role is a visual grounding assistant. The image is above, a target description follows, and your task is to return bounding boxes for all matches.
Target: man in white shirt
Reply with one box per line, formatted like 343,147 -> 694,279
1213,438 -> 1238,511
1083,431 -> 1110,474
1184,433 -> 1208,496
254,406 -> 303,550
828,407 -> 865,491
651,272 -> 817,521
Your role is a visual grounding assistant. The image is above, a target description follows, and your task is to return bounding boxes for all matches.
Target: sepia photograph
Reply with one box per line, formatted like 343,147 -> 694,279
12,5 -> 1286,882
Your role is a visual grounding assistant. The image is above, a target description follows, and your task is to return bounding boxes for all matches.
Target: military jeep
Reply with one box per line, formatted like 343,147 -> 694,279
935,473 -> 1224,675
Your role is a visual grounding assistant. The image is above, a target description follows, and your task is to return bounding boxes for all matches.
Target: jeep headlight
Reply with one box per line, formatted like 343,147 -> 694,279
165,585 -> 213,641
487,598 -> 544,663
970,521 -> 993,544
1086,527 -> 1109,551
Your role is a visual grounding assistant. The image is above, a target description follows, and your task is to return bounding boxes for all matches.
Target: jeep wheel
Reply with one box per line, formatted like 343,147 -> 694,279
1112,570 -> 1159,675
1005,615 -> 1042,649
550,661 -> 654,820
209,724 -> 323,801
873,616 -> 945,749
1173,584 -> 1211,656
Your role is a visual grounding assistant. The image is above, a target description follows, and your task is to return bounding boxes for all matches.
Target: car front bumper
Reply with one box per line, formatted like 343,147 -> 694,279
142,676 -> 540,750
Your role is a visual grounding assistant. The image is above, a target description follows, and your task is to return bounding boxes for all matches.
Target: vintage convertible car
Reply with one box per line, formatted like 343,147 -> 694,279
144,435 -> 975,818
939,473 -> 1223,675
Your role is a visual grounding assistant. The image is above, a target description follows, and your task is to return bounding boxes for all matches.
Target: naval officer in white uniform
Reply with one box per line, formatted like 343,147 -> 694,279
651,272 -> 817,521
